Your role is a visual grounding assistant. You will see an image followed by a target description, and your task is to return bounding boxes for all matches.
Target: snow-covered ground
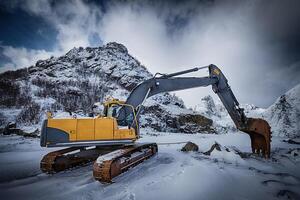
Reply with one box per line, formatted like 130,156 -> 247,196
0,131 -> 299,200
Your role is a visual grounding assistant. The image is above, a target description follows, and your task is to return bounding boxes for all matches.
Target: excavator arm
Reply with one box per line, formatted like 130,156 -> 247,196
117,64 -> 271,158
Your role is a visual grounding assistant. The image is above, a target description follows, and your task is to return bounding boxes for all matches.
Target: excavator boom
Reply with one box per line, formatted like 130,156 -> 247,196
117,64 -> 271,157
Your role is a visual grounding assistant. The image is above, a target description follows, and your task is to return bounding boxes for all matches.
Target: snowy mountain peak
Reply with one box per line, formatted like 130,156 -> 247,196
194,84 -> 300,138
105,42 -> 128,53
264,83 -> 300,138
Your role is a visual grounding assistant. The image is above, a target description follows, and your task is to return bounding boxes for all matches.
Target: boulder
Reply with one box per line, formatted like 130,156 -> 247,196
1,122 -> 39,138
203,142 -> 221,155
178,114 -> 213,127
181,142 -> 199,152
178,114 -> 214,133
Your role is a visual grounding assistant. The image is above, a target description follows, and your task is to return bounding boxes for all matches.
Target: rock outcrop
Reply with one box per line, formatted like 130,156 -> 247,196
181,142 -> 199,152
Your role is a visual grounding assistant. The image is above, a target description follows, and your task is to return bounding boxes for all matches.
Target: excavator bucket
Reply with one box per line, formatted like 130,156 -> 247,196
241,118 -> 271,158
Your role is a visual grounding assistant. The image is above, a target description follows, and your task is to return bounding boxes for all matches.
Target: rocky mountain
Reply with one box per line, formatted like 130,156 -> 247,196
264,83 -> 300,138
194,83 -> 300,138
0,42 -> 213,135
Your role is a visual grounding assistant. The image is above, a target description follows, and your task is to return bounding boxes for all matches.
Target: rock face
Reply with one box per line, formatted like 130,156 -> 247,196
0,42 -> 213,135
193,95 -> 238,134
177,114 -> 213,133
203,142 -> 221,155
141,100 -> 213,133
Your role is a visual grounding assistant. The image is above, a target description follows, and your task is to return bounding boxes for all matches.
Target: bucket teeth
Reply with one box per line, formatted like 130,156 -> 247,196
241,118 -> 272,158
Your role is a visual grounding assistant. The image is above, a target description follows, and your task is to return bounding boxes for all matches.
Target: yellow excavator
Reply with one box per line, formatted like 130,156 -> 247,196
40,64 -> 271,183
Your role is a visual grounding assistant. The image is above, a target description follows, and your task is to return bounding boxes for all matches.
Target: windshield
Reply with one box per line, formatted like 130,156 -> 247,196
107,105 -> 121,118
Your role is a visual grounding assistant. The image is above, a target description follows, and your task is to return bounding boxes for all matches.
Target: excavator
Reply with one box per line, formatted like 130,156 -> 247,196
40,64 -> 271,183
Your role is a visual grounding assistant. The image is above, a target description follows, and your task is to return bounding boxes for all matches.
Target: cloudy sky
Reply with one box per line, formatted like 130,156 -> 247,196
0,0 -> 299,108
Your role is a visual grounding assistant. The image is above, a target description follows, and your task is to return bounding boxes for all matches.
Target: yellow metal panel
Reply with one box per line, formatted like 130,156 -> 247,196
48,119 -> 77,141
77,119 -> 95,141
115,128 -> 136,140
95,118 -> 114,140
112,118 -> 120,139
47,117 -> 137,143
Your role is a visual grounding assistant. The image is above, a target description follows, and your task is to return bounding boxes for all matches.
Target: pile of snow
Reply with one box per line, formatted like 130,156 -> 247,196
202,142 -> 246,164
96,149 -> 127,164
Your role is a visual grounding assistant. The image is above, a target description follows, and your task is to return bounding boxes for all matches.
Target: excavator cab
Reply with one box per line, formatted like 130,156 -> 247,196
102,98 -> 136,128
103,99 -> 124,118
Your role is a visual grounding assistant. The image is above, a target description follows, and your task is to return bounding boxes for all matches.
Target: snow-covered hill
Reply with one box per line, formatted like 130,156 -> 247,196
0,42 -> 212,135
193,95 -> 237,133
193,95 -> 265,134
264,84 -> 300,138
194,83 -> 300,138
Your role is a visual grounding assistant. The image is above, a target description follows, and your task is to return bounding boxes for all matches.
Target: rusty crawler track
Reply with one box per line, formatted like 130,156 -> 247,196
41,146 -> 122,173
93,143 -> 158,183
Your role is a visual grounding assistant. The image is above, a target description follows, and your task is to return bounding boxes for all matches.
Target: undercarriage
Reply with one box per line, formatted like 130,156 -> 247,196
41,143 -> 158,183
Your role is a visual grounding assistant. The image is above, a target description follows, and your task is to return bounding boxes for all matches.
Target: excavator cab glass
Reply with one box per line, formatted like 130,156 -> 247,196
106,105 -> 121,118
103,99 -> 138,128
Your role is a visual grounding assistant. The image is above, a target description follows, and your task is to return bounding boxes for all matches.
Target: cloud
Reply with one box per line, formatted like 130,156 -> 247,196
2,0 -> 103,51
0,45 -> 56,72
1,0 -> 299,107
99,0 -> 300,107
0,0 -> 103,71
21,0 -> 103,52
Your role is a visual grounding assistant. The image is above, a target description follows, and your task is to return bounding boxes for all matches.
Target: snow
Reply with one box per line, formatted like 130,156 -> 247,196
0,108 -> 22,128
0,135 -> 59,182
264,83 -> 300,138
96,149 -> 127,164
1,131 -> 299,200
194,83 -> 300,138
193,96 -> 237,133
